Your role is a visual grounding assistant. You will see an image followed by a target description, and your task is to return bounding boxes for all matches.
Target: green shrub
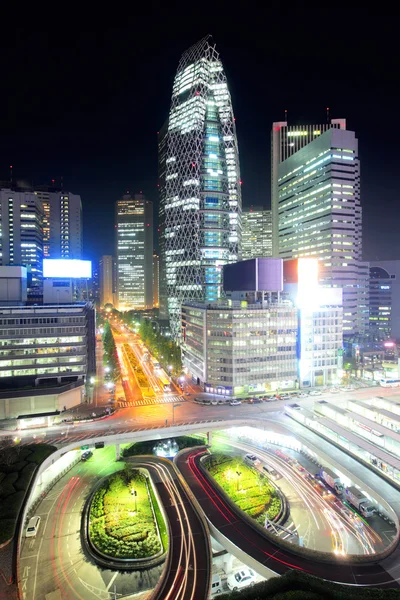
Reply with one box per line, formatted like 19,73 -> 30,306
89,470 -> 165,559
205,453 -> 282,528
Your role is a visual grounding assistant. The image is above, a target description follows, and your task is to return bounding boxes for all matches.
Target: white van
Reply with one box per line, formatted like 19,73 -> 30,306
210,574 -> 223,595
26,516 -> 41,538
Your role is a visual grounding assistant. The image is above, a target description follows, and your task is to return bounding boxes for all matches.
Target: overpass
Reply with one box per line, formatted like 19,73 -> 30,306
18,416 -> 400,596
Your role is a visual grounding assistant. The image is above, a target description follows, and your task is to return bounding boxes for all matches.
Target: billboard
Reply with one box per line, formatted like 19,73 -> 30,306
43,259 -> 92,279
223,258 -> 283,292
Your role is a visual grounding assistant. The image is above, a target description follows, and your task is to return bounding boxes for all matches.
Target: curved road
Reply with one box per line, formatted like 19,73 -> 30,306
129,457 -> 211,600
19,449 -> 211,600
176,448 -> 399,588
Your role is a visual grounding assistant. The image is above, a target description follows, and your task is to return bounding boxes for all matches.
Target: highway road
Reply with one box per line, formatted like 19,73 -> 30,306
176,448 -> 399,588
18,447 -> 210,600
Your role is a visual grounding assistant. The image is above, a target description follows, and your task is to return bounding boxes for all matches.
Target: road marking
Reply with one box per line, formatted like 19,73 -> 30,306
106,571 -> 119,591
32,487 -> 64,600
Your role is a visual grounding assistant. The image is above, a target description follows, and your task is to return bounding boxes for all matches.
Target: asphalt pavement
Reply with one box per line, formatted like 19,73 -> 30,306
175,448 -> 399,588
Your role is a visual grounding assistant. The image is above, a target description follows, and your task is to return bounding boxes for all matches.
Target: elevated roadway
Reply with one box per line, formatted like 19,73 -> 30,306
19,449 -> 211,600
175,448 -> 399,588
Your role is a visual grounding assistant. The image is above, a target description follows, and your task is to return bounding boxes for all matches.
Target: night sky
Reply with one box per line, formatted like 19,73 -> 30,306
1,7 -> 397,263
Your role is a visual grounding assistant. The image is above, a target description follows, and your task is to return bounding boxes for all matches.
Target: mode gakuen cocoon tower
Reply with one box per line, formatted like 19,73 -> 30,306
159,35 -> 242,338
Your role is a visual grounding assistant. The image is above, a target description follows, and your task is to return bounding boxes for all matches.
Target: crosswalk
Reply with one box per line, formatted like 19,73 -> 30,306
118,394 -> 183,408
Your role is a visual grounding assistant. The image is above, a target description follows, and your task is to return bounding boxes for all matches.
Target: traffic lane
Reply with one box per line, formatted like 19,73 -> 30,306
133,459 -> 210,600
176,450 -> 398,588
4,385 -> 399,442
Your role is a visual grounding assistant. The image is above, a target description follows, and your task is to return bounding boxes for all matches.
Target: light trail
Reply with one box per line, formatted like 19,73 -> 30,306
216,434 -> 381,556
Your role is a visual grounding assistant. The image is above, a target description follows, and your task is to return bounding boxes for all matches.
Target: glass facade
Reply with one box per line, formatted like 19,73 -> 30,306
116,194 -> 153,310
242,208 -> 272,259
182,300 -> 298,396
160,36 -> 241,337
0,189 -> 43,297
272,122 -> 369,335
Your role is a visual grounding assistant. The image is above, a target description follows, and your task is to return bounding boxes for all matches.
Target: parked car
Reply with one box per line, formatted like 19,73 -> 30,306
309,390 -> 322,396
81,450 -> 93,461
298,392 -> 308,398
230,400 -> 241,406
210,574 -> 223,596
248,397 -> 262,404
227,568 -> 256,591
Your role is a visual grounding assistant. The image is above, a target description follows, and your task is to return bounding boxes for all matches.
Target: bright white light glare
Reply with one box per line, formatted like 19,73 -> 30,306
43,259 -> 92,279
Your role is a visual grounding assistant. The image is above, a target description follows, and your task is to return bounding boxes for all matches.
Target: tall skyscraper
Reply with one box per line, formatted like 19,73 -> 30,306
242,207 -> 272,259
159,36 -> 242,337
35,188 -> 82,259
115,193 -> 153,310
271,119 -> 368,335
153,253 -> 159,308
99,255 -> 114,307
0,187 -> 43,297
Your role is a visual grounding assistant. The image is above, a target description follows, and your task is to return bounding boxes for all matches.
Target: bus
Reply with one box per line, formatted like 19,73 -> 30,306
158,372 -> 171,392
151,358 -> 161,370
380,378 -> 400,388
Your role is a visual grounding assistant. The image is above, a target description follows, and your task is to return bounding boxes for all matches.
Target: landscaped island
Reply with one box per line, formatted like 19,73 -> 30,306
89,468 -> 167,559
204,453 -> 281,525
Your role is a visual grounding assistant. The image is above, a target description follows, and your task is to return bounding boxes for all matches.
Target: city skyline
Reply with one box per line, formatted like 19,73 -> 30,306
1,14 -> 398,265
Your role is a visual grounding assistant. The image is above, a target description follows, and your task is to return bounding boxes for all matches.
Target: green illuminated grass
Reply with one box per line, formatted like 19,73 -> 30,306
89,468 -> 165,559
204,453 -> 281,523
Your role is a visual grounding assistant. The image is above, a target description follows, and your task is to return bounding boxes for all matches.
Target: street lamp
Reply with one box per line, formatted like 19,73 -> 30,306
90,377 -> 95,385
236,470 -> 242,492
131,488 -> 137,512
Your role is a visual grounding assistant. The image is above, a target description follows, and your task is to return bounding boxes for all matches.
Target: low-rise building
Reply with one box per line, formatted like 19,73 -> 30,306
182,298 -> 298,397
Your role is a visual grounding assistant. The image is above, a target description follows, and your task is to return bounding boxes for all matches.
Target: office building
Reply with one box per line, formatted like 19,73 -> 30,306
182,300 -> 298,397
0,302 -> 95,420
115,193 -> 153,310
158,120 -> 169,320
0,302 -> 95,383
99,255 -> 114,307
0,187 -> 44,297
153,253 -> 159,308
182,258 -> 298,396
242,207 -> 272,259
284,258 -> 343,387
271,119 -> 368,335
35,188 -> 82,259
369,260 -> 400,340
159,36 -> 242,337
0,266 -> 27,303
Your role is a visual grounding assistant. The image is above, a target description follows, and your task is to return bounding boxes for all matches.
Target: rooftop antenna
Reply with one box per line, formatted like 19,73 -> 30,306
284,108 -> 288,123
326,107 -> 330,122
9,165 -> 13,184
60,175 -> 64,190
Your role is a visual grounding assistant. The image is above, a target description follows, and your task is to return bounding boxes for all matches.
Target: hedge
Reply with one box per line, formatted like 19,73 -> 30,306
89,470 -> 165,559
0,444 -> 56,543
204,453 -> 281,524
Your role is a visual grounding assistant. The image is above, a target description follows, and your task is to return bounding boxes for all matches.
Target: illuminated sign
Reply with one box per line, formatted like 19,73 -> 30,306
384,342 -> 395,348
43,259 -> 92,279
297,258 -> 319,309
